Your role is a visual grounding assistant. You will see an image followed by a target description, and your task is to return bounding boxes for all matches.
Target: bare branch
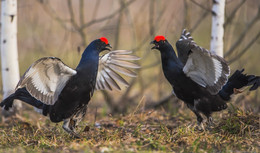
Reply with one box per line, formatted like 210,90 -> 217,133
183,0 -> 191,29
224,0 -> 246,27
80,0 -> 136,30
136,2 -> 168,60
228,31 -> 260,64
190,0 -> 212,13
225,7 -> 260,57
149,0 -> 155,36
67,0 -> 87,46
190,10 -> 209,33
91,0 -> 101,20
114,0 -> 124,49
78,28 -> 87,47
37,0 -> 73,31
122,0 -> 137,48
79,0 -> 84,26
189,0 -> 211,33
67,0 -> 79,29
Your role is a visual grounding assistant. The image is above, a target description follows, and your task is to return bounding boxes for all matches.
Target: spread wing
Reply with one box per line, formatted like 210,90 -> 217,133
183,43 -> 230,95
16,57 -> 77,105
176,30 -> 230,95
96,50 -> 140,90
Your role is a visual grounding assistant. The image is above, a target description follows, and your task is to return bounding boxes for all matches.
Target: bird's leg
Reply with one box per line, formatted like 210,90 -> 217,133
62,119 -> 80,138
64,106 -> 87,138
206,115 -> 215,128
72,106 -> 87,129
187,104 -> 204,130
195,112 -> 204,131
207,116 -> 213,126
69,119 -> 77,131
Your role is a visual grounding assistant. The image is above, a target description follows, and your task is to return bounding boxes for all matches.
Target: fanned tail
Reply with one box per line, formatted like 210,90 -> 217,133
248,76 -> 260,91
218,69 -> 256,101
0,93 -> 16,111
1,88 -> 45,111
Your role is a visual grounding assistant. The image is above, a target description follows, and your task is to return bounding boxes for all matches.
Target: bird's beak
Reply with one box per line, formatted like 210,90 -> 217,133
150,40 -> 159,50
104,43 -> 112,51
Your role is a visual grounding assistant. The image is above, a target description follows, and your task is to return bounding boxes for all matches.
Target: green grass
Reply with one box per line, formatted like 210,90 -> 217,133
0,106 -> 259,152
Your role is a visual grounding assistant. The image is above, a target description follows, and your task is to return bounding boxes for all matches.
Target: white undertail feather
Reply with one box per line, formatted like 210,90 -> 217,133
34,107 -> 43,114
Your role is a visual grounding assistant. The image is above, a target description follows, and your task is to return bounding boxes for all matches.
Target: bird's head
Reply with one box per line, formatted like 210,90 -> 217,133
99,37 -> 112,52
89,37 -> 112,53
150,35 -> 169,51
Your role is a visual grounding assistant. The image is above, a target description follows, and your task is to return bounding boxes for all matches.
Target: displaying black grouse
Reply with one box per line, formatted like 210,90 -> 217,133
151,31 -> 260,128
0,37 -> 140,137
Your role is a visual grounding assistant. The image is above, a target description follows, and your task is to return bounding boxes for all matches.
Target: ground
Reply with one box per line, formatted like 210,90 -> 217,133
0,105 -> 259,152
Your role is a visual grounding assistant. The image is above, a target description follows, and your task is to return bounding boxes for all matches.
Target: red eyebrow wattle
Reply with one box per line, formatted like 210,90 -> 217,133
154,35 -> 166,42
100,37 -> 108,44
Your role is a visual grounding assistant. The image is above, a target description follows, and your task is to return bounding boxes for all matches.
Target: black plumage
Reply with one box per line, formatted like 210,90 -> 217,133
0,37 -> 140,137
151,32 -> 259,128
248,76 -> 260,91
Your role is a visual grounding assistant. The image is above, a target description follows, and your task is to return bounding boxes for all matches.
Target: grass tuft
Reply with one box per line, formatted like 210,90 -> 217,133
0,107 -> 259,152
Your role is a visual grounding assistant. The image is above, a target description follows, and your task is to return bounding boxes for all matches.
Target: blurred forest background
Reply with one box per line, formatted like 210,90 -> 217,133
1,0 -> 260,116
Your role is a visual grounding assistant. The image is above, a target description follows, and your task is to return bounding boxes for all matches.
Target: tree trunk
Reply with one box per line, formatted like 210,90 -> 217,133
210,0 -> 225,57
1,0 -> 21,116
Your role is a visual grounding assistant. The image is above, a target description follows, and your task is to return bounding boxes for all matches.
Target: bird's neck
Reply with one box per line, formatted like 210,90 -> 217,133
160,46 -> 182,68
160,45 -> 184,84
76,49 -> 99,71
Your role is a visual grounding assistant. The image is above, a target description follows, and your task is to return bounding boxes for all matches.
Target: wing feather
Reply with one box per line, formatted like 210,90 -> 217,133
183,43 -> 230,94
16,57 -> 77,105
110,60 -> 140,69
108,64 -> 137,77
177,29 -> 230,94
111,54 -> 140,61
96,50 -> 140,91
176,29 -> 195,65
102,69 -> 121,90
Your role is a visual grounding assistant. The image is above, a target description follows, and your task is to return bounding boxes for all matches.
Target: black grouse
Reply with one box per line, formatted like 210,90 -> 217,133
0,37 -> 140,137
150,31 -> 259,128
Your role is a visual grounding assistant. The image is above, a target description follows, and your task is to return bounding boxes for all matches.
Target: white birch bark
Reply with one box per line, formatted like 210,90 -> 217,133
210,0 -> 225,57
1,0 -> 21,115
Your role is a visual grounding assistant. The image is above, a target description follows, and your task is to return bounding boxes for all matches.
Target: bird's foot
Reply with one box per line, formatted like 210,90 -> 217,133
62,125 -> 81,138
207,117 -> 215,127
196,121 -> 205,131
206,117 -> 215,131
70,131 -> 81,139
62,119 -> 81,139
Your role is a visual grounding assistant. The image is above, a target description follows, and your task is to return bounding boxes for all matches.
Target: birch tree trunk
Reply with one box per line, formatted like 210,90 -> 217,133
210,0 -> 225,57
1,0 -> 21,116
